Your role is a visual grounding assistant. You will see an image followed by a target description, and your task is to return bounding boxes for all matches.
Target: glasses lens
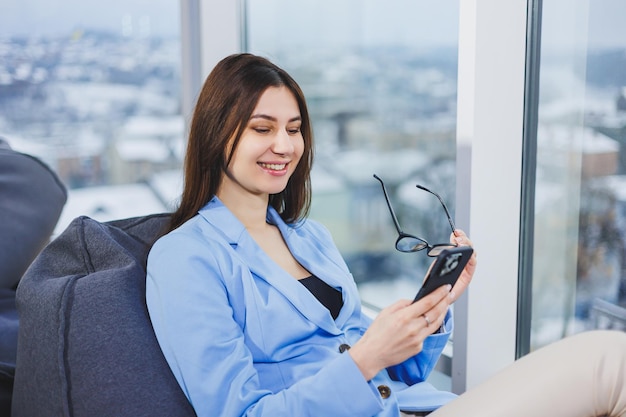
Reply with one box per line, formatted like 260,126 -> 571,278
427,243 -> 458,257
396,236 -> 429,253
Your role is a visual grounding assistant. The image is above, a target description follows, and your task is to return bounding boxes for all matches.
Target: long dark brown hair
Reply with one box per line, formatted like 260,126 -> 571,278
168,53 -> 314,232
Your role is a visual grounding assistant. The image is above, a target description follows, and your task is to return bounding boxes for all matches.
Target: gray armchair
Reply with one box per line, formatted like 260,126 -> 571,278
12,214 -> 196,417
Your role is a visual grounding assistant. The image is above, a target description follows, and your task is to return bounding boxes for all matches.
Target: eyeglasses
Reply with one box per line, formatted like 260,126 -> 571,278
373,174 -> 457,256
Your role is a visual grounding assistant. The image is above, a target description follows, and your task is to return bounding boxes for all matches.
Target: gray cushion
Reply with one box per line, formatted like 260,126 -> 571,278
12,214 -> 196,417
0,138 -> 67,290
0,138 -> 67,415
0,289 -> 18,415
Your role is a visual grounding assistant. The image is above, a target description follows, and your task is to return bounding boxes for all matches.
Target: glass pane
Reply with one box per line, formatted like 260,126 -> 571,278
531,0 -> 626,350
247,0 -> 460,309
0,1 -> 182,234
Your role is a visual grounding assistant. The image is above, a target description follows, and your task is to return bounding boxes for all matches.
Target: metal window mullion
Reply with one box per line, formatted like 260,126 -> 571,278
516,0 -> 543,359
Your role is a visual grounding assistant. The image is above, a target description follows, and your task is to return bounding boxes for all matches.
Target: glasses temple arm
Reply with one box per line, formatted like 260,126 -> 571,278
373,174 -> 404,235
416,184 -> 457,234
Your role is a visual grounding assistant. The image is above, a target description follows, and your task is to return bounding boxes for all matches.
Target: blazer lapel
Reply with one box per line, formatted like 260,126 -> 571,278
198,198 -> 345,335
268,209 -> 359,329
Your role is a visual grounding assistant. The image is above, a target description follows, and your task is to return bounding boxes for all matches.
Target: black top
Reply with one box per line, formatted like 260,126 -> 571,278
299,275 -> 343,320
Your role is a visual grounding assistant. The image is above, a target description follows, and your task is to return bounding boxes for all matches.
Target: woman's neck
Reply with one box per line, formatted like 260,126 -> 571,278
216,190 -> 269,231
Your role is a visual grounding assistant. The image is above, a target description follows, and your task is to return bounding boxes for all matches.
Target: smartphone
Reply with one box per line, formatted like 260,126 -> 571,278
412,246 -> 474,303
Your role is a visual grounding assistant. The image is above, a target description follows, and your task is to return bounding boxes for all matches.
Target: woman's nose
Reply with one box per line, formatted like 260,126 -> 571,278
271,130 -> 294,154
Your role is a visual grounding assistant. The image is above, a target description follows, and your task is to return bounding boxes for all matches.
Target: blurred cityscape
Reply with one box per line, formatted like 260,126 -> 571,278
1,28 -> 625,320
0,30 -> 459,286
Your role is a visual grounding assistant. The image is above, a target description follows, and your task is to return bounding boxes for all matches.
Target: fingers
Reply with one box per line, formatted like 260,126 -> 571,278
426,286 -> 451,330
420,304 -> 447,331
386,284 -> 450,329
451,228 -> 473,247
352,285 -> 452,377
422,306 -> 448,333
377,299 -> 419,318
407,284 -> 451,330
452,229 -> 478,264
418,283 -> 452,311
390,298 -> 413,310
447,228 -> 477,303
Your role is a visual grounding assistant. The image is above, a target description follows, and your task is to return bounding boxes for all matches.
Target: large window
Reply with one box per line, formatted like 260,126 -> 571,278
0,0 -> 182,233
247,0 -> 460,309
529,0 -> 626,349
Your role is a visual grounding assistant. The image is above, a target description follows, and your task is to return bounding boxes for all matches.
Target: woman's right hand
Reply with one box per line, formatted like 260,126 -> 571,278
348,284 -> 452,381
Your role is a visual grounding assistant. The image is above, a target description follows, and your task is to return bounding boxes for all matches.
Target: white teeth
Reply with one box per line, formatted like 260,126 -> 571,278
260,163 -> 286,170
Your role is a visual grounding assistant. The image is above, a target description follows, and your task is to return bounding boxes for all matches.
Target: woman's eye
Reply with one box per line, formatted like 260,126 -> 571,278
288,127 -> 301,135
254,127 -> 270,134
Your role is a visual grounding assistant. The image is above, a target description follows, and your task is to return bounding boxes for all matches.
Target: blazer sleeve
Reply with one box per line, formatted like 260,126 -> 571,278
146,231 -> 385,417
385,309 -> 453,385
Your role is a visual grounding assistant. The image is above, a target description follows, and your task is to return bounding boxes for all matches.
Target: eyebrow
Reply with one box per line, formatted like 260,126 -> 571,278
249,114 -> 302,123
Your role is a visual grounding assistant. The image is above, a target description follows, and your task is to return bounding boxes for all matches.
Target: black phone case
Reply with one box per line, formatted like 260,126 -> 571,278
412,246 -> 473,303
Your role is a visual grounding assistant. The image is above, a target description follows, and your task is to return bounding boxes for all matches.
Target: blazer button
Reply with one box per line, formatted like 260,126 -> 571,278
338,343 -> 351,353
377,385 -> 391,399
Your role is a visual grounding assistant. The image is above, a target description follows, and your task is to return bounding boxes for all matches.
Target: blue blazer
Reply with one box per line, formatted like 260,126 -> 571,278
146,197 -> 454,417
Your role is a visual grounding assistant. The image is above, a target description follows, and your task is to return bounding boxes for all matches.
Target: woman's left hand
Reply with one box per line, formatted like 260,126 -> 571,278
446,229 -> 476,302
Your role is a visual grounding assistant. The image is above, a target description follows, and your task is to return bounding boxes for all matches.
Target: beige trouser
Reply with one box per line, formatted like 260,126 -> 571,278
429,330 -> 626,417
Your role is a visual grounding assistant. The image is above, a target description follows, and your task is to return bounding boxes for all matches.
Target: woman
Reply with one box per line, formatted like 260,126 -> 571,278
146,53 -> 626,417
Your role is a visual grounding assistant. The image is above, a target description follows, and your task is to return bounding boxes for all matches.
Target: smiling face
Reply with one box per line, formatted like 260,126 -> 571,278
217,86 -> 304,205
